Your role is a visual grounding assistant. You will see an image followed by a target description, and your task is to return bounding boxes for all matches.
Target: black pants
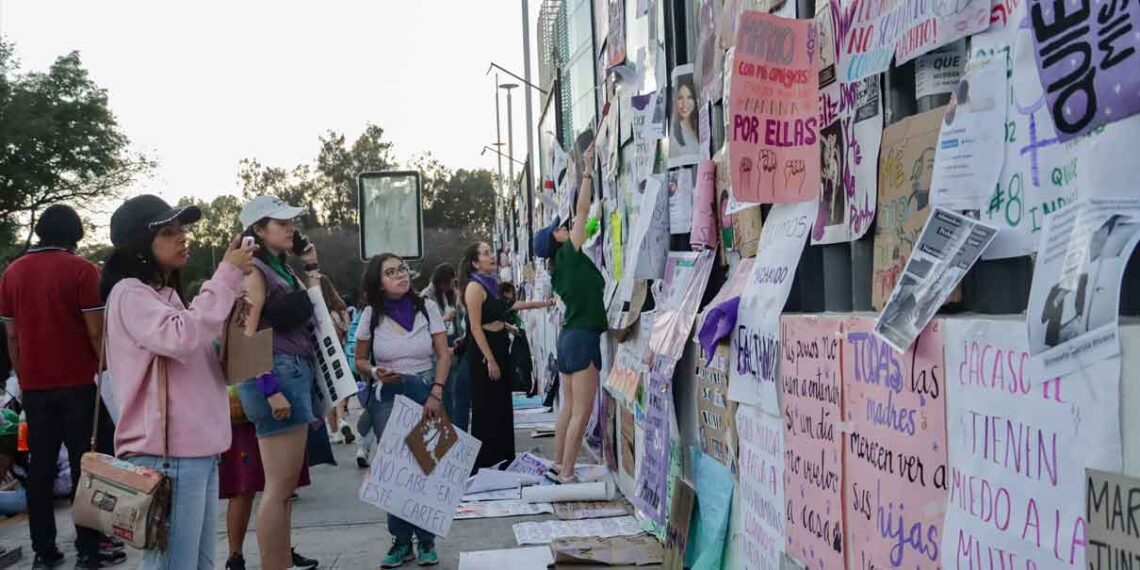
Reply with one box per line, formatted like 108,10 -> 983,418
22,384 -> 113,556
470,330 -> 515,470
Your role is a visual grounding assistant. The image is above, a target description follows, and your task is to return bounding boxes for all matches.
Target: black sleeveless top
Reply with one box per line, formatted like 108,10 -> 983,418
468,282 -> 507,331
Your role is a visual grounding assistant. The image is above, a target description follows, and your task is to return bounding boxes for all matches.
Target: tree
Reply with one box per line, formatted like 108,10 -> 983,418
0,41 -> 152,250
316,124 -> 396,228
423,169 -> 496,236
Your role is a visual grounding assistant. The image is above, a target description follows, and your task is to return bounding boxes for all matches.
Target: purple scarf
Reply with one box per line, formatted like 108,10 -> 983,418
383,294 -> 417,332
469,272 -> 500,299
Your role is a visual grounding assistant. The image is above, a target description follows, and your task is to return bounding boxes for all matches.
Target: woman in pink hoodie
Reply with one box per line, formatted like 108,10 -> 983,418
100,195 -> 254,569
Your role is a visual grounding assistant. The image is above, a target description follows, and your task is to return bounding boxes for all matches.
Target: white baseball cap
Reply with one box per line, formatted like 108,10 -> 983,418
240,195 -> 305,229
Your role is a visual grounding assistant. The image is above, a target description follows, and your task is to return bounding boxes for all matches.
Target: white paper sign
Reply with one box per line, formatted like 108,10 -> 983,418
359,396 -> 481,537
307,287 -> 359,414
728,201 -> 815,412
512,516 -> 644,545
455,500 -> 554,520
929,51 -> 1008,212
1026,198 -> 1140,377
874,208 -> 997,353
631,175 -> 670,279
734,404 -> 785,568
669,167 -> 695,235
942,319 -> 1122,569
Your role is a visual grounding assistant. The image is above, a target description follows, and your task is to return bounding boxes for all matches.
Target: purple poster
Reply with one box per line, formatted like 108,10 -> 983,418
1028,0 -> 1140,140
631,358 -> 672,526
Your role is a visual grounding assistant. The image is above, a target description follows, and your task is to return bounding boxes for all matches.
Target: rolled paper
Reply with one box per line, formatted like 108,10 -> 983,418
690,159 -> 719,250
520,480 -> 615,504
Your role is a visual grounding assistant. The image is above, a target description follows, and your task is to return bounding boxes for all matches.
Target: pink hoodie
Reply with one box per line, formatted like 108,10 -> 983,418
106,262 -> 241,458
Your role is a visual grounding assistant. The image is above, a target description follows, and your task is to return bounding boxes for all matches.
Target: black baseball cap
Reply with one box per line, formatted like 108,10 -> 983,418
110,195 -> 202,247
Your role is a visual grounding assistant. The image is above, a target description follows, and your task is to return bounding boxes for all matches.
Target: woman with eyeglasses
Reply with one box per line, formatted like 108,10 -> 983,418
459,242 -> 555,471
353,254 -> 452,568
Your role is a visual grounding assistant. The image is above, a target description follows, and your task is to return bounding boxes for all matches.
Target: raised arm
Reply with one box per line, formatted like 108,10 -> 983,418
570,145 -> 596,250
511,299 -> 556,312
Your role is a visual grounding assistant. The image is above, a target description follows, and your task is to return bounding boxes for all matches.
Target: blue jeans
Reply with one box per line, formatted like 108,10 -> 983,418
237,354 -> 317,438
127,455 -> 218,570
360,371 -> 438,548
447,356 -> 472,432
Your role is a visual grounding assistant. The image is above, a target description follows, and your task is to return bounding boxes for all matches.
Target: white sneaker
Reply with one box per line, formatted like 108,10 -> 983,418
329,432 -> 345,444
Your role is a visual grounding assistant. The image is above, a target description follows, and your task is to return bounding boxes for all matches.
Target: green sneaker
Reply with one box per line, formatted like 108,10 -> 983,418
416,544 -> 439,566
380,542 -> 414,568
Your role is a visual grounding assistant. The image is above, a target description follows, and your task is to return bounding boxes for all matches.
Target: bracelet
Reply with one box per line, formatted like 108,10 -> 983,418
433,382 -> 446,389
254,372 -> 281,397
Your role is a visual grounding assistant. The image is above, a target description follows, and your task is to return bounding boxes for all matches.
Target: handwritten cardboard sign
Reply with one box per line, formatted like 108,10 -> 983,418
736,404 -> 786,569
1027,0 -> 1140,141
728,10 -> 820,203
872,106 -> 946,310
941,319 -> 1122,569
729,201 -> 815,412
663,479 -> 696,570
1086,469 -> 1140,569
359,396 -> 480,537
405,414 -> 459,476
781,315 -> 845,570
843,316 -> 946,569
696,344 -> 739,472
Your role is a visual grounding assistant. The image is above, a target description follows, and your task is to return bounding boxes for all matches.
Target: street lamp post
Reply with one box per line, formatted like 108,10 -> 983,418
500,82 -> 519,255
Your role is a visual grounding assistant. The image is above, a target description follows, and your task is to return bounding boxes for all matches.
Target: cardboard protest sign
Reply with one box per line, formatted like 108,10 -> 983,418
843,316 -> 946,569
728,201 -> 815,412
359,396 -> 481,537
1027,198 -> 1140,377
838,0 -> 990,82
930,51 -> 1008,213
873,106 -> 945,310
695,344 -> 739,472
220,297 -> 273,384
781,315 -> 845,570
728,11 -> 820,204
1086,469 -> 1140,569
405,414 -> 459,476
735,404 -> 785,569
733,201 -> 764,257
551,534 -> 665,565
812,4 -> 883,245
663,479 -> 696,570
632,363 -> 672,526
307,288 -> 359,413
553,500 -> 631,520
875,208 -> 996,353
942,319 -> 1122,569
1027,0 -> 1140,141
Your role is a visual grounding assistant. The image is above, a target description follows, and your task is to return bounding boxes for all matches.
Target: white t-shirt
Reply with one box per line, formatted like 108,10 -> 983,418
355,299 -> 445,376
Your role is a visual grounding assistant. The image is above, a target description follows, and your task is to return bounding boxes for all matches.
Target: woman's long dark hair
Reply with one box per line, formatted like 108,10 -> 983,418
671,78 -> 698,144
363,253 -> 426,336
457,242 -> 484,307
429,263 -> 457,309
100,238 -> 182,302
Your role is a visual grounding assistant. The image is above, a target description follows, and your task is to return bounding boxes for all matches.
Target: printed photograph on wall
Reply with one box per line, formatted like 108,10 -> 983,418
668,64 -> 702,168
818,121 -> 846,229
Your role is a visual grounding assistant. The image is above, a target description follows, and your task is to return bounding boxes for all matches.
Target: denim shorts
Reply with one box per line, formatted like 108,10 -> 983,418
237,354 -> 317,438
556,328 -> 603,374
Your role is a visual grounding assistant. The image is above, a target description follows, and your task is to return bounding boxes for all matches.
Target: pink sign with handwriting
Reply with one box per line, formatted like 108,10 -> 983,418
729,10 -> 820,204
842,316 -> 947,569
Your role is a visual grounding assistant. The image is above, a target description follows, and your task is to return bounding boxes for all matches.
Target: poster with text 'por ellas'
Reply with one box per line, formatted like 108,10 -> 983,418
941,319 -> 1122,570
728,201 -> 816,414
729,10 -> 821,204
842,316 -> 947,570
1027,0 -> 1140,142
781,315 -> 845,570
872,106 -> 946,310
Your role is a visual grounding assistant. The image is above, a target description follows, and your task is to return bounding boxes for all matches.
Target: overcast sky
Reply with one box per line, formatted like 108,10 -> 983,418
1,0 -> 541,208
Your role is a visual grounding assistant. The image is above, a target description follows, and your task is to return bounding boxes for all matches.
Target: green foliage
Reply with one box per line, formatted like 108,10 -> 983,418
0,40 -> 152,252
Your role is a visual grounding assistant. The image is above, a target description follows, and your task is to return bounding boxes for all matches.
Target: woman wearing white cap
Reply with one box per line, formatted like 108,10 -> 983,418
234,195 -> 321,570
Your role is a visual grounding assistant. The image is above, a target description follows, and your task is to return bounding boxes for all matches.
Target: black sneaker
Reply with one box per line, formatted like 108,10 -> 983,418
339,424 -> 356,444
225,553 -> 246,570
75,549 -> 126,568
356,455 -> 369,469
31,549 -> 64,569
291,548 -> 319,569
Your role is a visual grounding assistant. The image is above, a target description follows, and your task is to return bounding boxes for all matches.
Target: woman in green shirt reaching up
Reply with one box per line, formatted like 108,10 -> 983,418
534,133 -> 606,484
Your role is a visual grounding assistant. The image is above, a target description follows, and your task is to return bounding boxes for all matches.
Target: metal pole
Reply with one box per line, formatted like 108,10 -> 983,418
505,87 -> 516,195
494,74 -> 505,247
521,0 -> 536,261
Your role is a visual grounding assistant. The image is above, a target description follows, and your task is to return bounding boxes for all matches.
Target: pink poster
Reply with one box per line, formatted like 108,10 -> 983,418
842,316 -> 947,570
690,159 -> 718,250
781,316 -> 845,570
729,11 -> 821,204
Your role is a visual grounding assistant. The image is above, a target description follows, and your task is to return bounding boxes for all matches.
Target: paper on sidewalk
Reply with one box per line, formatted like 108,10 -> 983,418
458,546 -> 554,569
455,500 -> 554,520
513,515 -> 644,545
464,469 -> 542,495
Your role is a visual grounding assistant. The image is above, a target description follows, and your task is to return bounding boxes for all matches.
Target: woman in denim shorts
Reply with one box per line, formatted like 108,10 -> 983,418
235,195 -> 321,570
534,135 -> 608,484
353,253 -> 453,568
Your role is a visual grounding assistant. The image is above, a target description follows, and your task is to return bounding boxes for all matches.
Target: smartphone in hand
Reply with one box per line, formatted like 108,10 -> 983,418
291,232 -> 310,255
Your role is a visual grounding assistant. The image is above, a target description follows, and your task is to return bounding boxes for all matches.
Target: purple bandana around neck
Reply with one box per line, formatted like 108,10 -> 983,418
470,272 -> 501,299
383,294 -> 417,332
